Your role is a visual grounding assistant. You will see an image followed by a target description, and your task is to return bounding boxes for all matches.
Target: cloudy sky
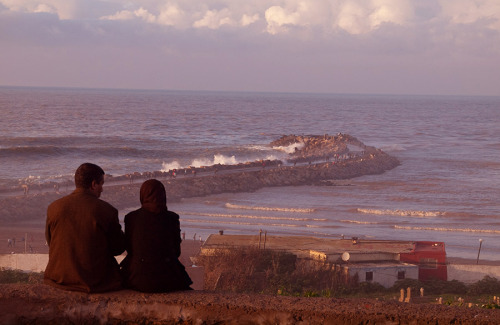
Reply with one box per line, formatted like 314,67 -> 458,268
1,0 -> 499,96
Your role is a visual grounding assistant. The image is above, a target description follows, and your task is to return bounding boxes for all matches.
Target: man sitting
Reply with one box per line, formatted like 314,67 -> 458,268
44,163 -> 125,292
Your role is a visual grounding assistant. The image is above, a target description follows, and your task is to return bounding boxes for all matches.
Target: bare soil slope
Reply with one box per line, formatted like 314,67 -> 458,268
1,284 -> 499,324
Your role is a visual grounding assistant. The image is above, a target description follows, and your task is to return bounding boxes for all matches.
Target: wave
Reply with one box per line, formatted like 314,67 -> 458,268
339,219 -> 379,225
180,211 -> 326,222
272,142 -> 304,154
181,218 -> 315,229
394,225 -> 500,234
225,203 -> 315,213
161,153 -> 266,171
0,145 -> 68,157
357,208 -> 445,218
379,144 -> 406,152
0,144 -> 160,159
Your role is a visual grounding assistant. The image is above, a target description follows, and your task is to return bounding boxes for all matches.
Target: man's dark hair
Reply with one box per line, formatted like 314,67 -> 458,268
75,163 -> 105,189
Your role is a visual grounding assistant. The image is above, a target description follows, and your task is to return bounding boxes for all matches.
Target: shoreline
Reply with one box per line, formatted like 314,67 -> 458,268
1,225 -> 498,266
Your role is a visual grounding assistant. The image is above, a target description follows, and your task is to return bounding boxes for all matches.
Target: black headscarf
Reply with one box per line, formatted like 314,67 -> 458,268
140,179 -> 167,214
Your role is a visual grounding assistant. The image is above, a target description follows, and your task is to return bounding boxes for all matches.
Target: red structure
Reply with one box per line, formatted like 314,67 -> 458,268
400,241 -> 447,281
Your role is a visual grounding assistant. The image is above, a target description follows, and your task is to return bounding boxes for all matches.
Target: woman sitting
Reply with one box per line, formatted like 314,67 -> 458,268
120,179 -> 192,292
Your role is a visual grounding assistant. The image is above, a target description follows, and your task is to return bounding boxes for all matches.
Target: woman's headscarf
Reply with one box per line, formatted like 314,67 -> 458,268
140,179 -> 167,214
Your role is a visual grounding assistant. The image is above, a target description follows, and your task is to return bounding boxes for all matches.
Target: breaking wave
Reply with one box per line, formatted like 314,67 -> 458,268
357,208 -> 445,217
394,225 -> 500,234
161,154 -> 240,171
181,218 -> 320,229
339,219 -> 379,225
161,152 -> 280,172
272,142 -> 305,154
180,211 -> 326,221
225,203 -> 315,213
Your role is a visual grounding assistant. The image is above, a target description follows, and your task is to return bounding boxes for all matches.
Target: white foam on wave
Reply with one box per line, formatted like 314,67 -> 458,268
226,203 -> 315,213
160,151 -> 284,172
272,142 -> 304,154
181,211 -> 326,221
161,161 -> 182,172
340,219 -> 379,225
394,225 -> 500,234
357,208 -> 444,218
182,218 -> 306,228
161,154 -> 239,171
379,144 -> 406,152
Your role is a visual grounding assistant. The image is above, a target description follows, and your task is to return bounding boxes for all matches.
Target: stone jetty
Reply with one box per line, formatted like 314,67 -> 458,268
0,134 -> 399,223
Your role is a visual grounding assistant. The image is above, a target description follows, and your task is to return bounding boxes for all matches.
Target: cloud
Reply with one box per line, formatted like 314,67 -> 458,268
439,0 -> 500,29
335,0 -> 413,35
0,0 -> 499,95
241,13 -> 259,27
157,4 -> 187,27
193,8 -> 235,29
101,7 -> 156,23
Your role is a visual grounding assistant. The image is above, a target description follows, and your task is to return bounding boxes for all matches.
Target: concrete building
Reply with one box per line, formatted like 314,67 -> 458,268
200,234 -> 446,287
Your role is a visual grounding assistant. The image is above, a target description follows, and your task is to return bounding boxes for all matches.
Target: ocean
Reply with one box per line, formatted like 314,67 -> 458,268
1,86 -> 499,260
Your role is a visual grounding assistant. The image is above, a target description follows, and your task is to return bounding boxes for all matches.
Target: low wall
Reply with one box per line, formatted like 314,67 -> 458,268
0,254 -> 204,290
2,254 -> 499,287
0,254 -> 48,273
447,264 -> 500,283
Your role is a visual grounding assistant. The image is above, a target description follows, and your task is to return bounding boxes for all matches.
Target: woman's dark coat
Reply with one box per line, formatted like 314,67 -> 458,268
120,179 -> 192,292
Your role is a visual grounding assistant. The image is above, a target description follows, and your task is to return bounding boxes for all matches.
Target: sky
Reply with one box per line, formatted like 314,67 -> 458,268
0,0 -> 499,96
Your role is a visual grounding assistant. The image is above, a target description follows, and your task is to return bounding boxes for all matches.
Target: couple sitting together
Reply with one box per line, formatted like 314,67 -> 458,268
44,163 -> 193,293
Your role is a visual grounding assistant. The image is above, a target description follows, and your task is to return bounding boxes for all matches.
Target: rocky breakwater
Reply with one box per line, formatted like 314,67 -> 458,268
103,134 -> 399,211
0,134 -> 399,223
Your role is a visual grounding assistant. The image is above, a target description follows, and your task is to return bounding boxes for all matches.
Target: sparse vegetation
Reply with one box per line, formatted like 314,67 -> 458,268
2,250 -> 499,311
195,247 -> 500,308
0,268 -> 43,284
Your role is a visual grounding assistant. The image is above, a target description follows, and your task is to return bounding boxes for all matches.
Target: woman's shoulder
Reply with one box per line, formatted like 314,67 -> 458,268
165,210 -> 180,219
124,208 -> 144,221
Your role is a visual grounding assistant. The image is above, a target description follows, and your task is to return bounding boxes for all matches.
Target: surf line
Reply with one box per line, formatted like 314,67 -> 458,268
225,203 -> 315,213
394,225 -> 500,234
180,211 -> 327,221
358,208 -> 444,217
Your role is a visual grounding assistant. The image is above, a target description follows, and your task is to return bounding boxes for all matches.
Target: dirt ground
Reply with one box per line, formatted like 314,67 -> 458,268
1,283 -> 500,324
1,231 -> 499,324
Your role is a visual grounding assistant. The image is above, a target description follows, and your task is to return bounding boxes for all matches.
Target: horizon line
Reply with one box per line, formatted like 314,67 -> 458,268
0,84 -> 499,99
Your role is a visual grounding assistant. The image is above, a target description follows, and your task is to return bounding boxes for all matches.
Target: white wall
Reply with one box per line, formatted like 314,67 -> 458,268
0,254 -> 204,290
448,264 -> 500,283
346,264 -> 419,288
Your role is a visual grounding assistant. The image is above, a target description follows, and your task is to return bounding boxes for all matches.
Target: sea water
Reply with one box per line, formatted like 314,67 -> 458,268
1,87 -> 499,260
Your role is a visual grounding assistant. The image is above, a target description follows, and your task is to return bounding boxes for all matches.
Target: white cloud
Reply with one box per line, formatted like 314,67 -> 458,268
336,2 -> 368,35
335,0 -> 413,35
241,13 -> 259,27
0,0 -> 81,19
100,9 -> 135,21
33,3 -> 56,14
265,6 -> 298,34
157,4 -> 186,27
369,0 -> 412,27
193,8 -> 235,29
264,2 -> 319,35
101,7 -> 155,23
134,7 -> 156,23
1,0 -> 499,96
439,0 -> 500,30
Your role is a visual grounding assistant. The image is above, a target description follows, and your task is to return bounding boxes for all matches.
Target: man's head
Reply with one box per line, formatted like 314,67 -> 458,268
75,163 -> 105,198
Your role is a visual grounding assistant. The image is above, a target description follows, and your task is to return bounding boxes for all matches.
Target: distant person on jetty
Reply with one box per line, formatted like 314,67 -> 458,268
120,179 -> 192,292
44,163 -> 125,293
